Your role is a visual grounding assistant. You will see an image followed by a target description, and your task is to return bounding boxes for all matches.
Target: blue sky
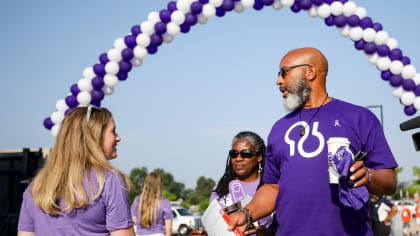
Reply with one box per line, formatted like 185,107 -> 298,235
1,0 -> 419,188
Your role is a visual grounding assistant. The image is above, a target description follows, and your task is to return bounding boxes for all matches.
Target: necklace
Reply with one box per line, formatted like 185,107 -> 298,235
299,95 -> 329,137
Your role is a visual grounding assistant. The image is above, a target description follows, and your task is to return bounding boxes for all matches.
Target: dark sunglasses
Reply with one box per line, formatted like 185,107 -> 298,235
228,149 -> 259,159
278,64 -> 312,78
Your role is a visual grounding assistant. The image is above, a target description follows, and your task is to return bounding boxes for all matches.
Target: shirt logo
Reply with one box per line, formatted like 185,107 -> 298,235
284,121 -> 325,158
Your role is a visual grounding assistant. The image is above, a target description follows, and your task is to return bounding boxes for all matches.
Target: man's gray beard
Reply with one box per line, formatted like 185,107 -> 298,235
283,93 -> 303,111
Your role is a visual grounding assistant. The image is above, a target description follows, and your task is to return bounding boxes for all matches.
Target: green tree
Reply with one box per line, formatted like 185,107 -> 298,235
128,167 -> 148,203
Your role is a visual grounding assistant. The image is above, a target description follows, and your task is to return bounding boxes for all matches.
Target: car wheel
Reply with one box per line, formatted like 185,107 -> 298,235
178,224 -> 190,235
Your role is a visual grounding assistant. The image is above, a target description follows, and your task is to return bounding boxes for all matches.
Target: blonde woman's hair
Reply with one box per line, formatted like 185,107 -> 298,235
31,106 -> 131,215
139,172 -> 162,228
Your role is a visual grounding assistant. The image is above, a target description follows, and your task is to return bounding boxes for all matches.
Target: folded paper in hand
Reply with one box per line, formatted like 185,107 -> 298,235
202,199 -> 245,236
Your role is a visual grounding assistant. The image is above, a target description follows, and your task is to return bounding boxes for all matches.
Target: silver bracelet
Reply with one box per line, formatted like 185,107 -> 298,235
239,207 -> 255,230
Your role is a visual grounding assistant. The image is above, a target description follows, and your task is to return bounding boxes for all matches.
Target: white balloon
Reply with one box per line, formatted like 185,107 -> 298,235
105,61 -> 119,75
114,38 -> 126,50
386,38 -> 398,50
413,74 -> 420,85
103,86 -> 114,95
374,31 -> 389,45
171,10 -> 186,25
392,86 -> 403,98
51,124 -> 60,137
131,58 -> 143,67
77,91 -> 92,106
177,0 -> 192,13
140,21 -> 155,35
136,34 -> 151,47
209,0 -> 223,7
368,53 -> 379,65
133,46 -> 148,59
77,78 -> 93,92
402,65 -> 417,79
317,4 -> 331,19
308,7 -> 318,17
340,25 -> 350,37
362,28 -> 376,42
241,0 -> 254,8
400,91 -> 415,106
413,97 -> 420,111
349,27 -> 363,41
376,57 -> 391,71
202,4 -> 216,18
272,0 -> 283,9
342,1 -> 357,16
234,2 -> 245,12
51,111 -> 65,124
147,11 -> 160,24
197,14 -> 208,24
167,22 -> 181,36
104,74 -> 118,88
390,60 -> 404,75
163,33 -> 174,43
280,0 -> 294,7
83,67 -> 95,80
56,99 -> 68,111
354,6 -> 367,18
107,48 -> 122,62
330,2 -> 343,16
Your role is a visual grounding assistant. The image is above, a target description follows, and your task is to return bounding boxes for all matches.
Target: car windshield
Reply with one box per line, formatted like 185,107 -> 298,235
177,208 -> 193,216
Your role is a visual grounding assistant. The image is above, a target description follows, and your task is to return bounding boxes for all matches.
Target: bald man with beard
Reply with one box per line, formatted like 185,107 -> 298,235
228,47 -> 398,236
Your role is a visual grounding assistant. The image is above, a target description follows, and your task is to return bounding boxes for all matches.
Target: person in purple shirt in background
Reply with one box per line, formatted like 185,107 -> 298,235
131,172 -> 173,236
18,106 -> 135,236
228,47 -> 398,236
192,131 -> 274,236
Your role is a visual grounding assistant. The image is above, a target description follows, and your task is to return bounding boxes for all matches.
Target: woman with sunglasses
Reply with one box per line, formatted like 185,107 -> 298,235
17,106 -> 135,236
193,131 -> 274,236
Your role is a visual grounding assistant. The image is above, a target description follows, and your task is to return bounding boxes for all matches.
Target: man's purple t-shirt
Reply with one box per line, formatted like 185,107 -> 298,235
18,170 -> 133,235
130,196 -> 173,235
264,98 -> 398,236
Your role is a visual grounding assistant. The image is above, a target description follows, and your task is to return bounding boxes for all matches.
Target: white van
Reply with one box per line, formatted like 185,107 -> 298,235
171,206 -> 202,235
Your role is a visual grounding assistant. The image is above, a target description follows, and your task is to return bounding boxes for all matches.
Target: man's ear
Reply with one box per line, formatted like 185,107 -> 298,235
306,66 -> 316,81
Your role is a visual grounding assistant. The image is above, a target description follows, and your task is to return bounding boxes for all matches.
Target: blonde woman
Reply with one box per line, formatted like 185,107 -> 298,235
131,172 -> 173,236
17,106 -> 134,236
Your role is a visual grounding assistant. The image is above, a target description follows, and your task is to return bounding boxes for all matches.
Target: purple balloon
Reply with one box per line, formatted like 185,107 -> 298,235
261,0 -> 274,6
43,117 -> 54,129
124,35 -> 137,49
299,0 -> 312,10
334,15 -> 347,27
180,23 -> 191,33
91,89 -> 105,101
390,75 -> 403,87
339,0 -> 348,3
372,22 -> 383,32
99,53 -> 109,65
325,0 -> 334,4
131,25 -> 141,36
90,100 -> 101,107
354,40 -> 365,50
191,2 -> 203,14
312,0 -> 324,6
290,2 -> 301,13
377,44 -> 390,57
150,33 -> 163,46
389,48 -> 403,61
401,56 -> 411,65
381,70 -> 392,81
324,16 -> 335,27
199,0 -> 209,4
93,64 -> 106,77
347,15 -> 360,27
154,22 -> 167,35
216,7 -> 226,17
167,1 -> 177,12
222,0 -> 235,11
159,9 -> 172,23
119,61 -> 132,73
70,83 -> 80,96
117,71 -> 128,81
414,85 -> 420,96
360,17 -> 373,29
92,76 -> 105,89
253,0 -> 264,10
122,48 -> 134,61
147,45 -> 158,54
363,42 -> 377,55
65,95 -> 78,108
402,79 -> 416,91
404,105 -> 417,116
185,13 -> 198,26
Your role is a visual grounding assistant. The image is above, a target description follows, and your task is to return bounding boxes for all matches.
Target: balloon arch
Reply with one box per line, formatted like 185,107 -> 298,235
44,0 -> 420,136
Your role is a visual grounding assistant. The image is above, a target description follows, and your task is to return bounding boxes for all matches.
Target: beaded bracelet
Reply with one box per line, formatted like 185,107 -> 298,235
239,207 -> 255,230
366,168 -> 372,184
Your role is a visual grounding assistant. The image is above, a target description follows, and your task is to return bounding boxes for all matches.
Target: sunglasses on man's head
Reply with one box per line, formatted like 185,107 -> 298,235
278,64 -> 312,78
228,149 -> 259,159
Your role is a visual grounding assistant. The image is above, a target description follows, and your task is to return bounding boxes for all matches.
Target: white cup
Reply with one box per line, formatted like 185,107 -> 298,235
327,137 -> 350,184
